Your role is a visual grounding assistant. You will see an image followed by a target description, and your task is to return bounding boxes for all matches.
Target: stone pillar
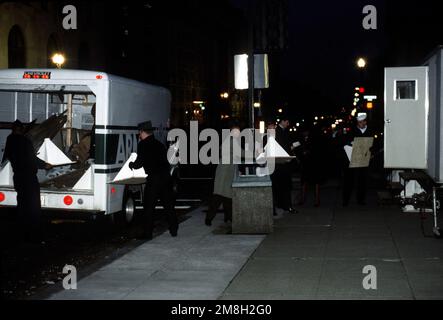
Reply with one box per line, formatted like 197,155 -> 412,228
232,166 -> 273,234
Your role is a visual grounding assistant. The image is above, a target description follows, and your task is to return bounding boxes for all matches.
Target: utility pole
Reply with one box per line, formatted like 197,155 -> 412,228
248,0 -> 255,129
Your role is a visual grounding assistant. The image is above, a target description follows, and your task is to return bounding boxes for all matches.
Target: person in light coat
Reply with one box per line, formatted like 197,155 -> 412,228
205,121 -> 241,226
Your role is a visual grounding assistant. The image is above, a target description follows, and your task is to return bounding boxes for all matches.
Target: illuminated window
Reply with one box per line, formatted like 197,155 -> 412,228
396,80 -> 416,100
8,25 -> 26,68
47,33 -> 60,67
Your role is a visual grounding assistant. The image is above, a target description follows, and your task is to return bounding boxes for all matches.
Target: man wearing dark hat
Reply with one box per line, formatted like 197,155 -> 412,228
128,121 -> 178,239
273,116 -> 297,213
2,120 -> 53,243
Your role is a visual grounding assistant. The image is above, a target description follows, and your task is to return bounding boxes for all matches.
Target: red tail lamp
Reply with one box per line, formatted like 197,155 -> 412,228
63,195 -> 73,206
0,192 -> 5,202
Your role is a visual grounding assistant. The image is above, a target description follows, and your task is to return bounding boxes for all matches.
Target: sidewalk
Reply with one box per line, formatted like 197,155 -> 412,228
48,186 -> 443,300
221,187 -> 443,300
48,209 -> 264,300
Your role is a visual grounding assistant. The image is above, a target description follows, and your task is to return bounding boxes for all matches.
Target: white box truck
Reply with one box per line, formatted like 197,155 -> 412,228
0,69 -> 172,223
384,46 -> 442,237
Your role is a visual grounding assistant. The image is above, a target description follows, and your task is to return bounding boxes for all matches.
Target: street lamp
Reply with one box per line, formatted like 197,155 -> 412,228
51,53 -> 65,69
220,92 -> 229,99
356,58 -> 367,108
357,57 -> 367,69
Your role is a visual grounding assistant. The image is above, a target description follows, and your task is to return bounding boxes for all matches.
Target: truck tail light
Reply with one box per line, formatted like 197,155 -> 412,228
64,195 -> 73,206
0,192 -> 5,202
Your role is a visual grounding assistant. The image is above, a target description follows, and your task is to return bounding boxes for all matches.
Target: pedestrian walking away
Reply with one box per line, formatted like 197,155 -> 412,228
205,121 -> 242,226
297,126 -> 327,207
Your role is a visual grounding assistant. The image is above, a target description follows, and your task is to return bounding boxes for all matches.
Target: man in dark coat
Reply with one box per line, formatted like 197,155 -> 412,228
272,116 -> 296,213
2,120 -> 52,242
342,113 -> 374,206
298,126 -> 327,207
129,121 -> 178,239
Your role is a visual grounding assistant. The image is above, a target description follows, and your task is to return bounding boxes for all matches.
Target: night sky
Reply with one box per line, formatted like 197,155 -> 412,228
231,0 -> 443,120
283,0 -> 386,108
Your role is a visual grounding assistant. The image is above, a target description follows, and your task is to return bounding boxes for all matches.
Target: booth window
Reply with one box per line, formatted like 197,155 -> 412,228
8,25 -> 26,68
396,80 -> 416,100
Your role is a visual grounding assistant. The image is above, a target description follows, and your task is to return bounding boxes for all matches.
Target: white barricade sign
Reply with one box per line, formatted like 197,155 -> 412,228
112,153 -> 147,185
37,138 -> 76,166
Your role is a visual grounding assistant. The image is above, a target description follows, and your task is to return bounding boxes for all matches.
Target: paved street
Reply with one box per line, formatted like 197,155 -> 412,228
0,176 -> 213,300
44,184 -> 443,300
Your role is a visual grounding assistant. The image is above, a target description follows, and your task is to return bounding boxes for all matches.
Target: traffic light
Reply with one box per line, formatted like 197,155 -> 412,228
353,87 -> 362,108
366,101 -> 373,110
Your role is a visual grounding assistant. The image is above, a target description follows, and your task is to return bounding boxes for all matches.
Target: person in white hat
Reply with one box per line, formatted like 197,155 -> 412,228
342,112 -> 373,206
356,112 -> 368,126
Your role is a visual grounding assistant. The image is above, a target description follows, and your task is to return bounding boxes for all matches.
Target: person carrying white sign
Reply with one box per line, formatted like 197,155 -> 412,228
342,113 -> 374,206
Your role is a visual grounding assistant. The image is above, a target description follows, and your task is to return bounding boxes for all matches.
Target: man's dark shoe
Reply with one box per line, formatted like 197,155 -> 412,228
24,232 -> 45,245
137,231 -> 153,240
170,230 -> 178,237
205,219 -> 212,226
287,207 -> 298,214
25,238 -> 46,245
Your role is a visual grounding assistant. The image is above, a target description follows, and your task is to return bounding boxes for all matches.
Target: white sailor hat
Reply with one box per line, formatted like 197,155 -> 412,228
356,113 -> 367,121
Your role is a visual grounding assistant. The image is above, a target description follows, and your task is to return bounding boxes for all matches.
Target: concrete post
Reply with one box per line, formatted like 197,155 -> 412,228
232,165 -> 273,234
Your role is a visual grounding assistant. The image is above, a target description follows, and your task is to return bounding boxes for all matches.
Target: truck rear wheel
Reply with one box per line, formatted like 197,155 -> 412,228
123,194 -> 136,225
111,192 -> 137,227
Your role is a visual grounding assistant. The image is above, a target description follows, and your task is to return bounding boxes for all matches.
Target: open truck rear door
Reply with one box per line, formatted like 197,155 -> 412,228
384,67 -> 429,169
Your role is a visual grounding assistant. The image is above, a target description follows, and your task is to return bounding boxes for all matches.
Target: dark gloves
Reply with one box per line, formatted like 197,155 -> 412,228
128,162 -> 135,170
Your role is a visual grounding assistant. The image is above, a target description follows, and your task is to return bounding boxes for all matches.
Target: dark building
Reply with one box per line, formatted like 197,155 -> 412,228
0,0 -> 245,127
227,0 -> 289,126
90,0 -> 246,127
